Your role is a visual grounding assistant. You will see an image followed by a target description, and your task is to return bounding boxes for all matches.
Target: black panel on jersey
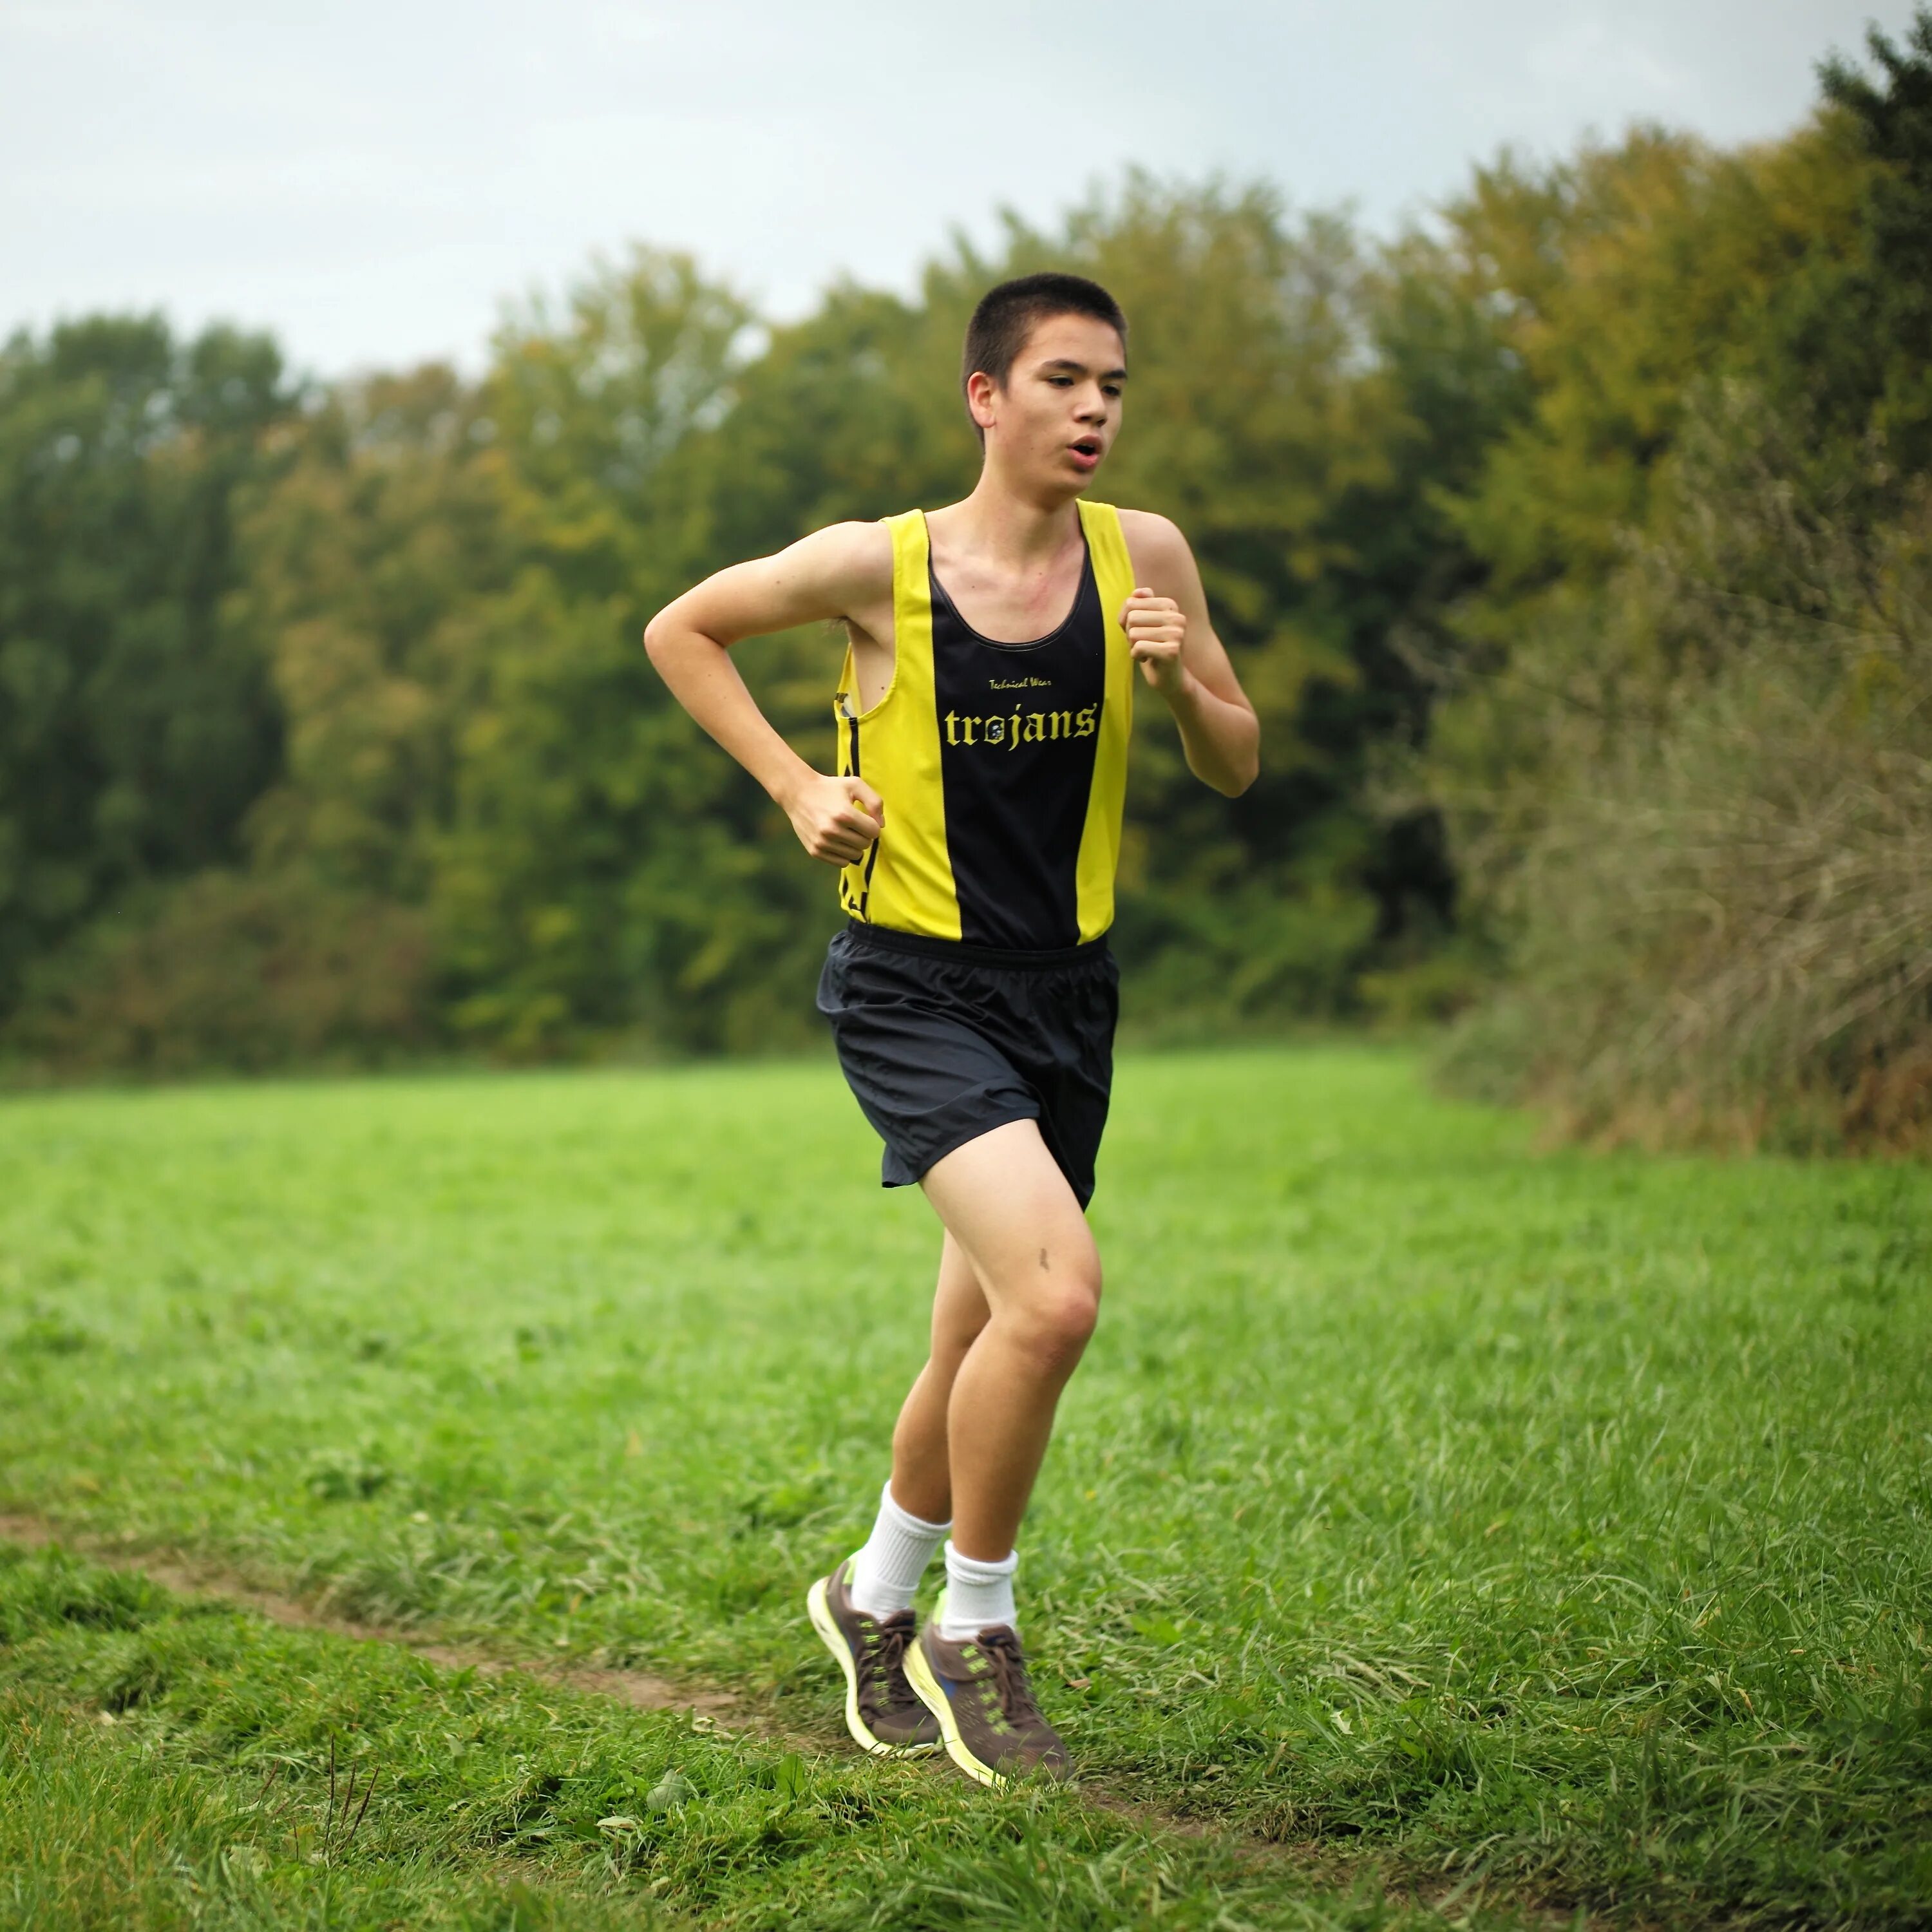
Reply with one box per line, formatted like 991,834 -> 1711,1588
929,544 -> 1106,950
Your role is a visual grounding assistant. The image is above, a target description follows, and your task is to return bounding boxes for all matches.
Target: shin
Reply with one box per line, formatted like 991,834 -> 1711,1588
918,1120 -> 1101,1563
887,1232 -> 989,1526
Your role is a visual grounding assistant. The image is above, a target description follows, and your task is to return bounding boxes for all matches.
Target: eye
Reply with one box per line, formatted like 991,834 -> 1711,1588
1103,384 -> 1122,397
1046,375 -> 1074,386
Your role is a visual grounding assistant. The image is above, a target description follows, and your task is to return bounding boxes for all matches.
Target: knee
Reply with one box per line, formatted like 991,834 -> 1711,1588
1012,1273 -> 1101,1378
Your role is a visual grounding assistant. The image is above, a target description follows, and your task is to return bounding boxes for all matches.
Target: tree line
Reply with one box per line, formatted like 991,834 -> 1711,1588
3,14 -> 1927,1148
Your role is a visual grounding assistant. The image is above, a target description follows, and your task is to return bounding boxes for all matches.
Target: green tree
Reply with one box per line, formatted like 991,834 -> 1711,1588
5,189 -> 1527,1070
428,252 -> 804,1054
1444,120 -> 1870,652
232,363 -> 516,902
1420,12 -> 1932,1144
1819,9 -> 1932,473
0,316 -> 292,1016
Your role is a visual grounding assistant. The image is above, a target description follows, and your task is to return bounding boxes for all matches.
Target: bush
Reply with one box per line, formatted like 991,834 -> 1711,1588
1434,388 -> 1932,1150
2,870 -> 436,1079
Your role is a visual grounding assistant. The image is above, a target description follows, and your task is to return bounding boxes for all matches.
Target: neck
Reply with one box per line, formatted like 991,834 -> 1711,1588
949,456 -> 1084,565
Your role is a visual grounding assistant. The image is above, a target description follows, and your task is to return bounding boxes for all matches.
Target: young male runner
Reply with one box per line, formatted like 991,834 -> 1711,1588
644,273 -> 1258,1786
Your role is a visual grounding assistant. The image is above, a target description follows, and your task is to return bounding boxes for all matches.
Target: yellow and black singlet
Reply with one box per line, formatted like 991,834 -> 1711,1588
834,502 -> 1137,951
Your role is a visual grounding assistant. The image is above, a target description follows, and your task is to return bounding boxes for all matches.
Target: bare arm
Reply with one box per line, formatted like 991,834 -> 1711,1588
1116,510 -> 1260,797
643,522 -> 892,866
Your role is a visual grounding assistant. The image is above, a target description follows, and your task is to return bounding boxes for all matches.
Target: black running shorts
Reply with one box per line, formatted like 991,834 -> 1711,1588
816,921 -> 1119,1208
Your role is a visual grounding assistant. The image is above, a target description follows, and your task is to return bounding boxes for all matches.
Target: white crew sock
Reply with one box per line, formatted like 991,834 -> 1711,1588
940,1541 -> 1019,1639
847,1481 -> 950,1618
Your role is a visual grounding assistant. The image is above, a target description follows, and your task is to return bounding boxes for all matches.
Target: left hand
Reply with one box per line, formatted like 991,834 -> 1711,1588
1121,588 -> 1188,696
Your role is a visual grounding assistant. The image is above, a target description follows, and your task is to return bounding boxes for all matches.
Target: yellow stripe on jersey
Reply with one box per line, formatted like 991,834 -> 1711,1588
1073,499 -> 1137,942
835,509 -> 961,939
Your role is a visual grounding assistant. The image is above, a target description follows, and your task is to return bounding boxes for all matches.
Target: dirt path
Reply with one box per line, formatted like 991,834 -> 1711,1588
0,1510 -> 1594,1927
0,1511 -> 743,1722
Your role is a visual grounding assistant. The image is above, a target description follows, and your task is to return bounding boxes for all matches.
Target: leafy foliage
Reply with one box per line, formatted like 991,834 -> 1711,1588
0,316 -> 293,1016
4,14 -> 1931,1126
0,187 -> 1507,1069
1417,12 -> 1932,1145
1436,392 -> 1932,1145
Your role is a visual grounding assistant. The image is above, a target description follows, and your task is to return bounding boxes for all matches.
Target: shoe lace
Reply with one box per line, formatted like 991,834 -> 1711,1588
859,1613 -> 922,1715
974,1629 -> 1045,1731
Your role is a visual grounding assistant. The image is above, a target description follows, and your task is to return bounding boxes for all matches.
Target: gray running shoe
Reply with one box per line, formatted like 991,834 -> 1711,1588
806,1556 -> 941,1756
902,1598 -> 1073,1788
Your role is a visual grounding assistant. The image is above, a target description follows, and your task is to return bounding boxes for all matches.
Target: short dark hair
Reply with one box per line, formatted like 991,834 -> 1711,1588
961,272 -> 1128,424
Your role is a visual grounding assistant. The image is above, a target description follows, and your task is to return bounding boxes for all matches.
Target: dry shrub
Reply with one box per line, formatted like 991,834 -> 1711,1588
3,872 -> 437,1079
1437,388 -> 1932,1151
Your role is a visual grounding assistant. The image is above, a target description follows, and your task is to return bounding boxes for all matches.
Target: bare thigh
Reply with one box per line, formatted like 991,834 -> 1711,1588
920,1119 -> 1101,1329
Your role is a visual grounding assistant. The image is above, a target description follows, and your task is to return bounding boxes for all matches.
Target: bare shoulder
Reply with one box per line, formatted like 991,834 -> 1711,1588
1113,508 -> 1200,597
654,517 -> 895,649
780,518 -> 894,606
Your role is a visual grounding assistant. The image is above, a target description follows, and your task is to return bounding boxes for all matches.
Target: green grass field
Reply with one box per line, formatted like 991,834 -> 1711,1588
1,1045 -> 1927,1929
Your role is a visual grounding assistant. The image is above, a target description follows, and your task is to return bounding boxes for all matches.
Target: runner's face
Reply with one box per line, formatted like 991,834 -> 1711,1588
974,312 -> 1126,491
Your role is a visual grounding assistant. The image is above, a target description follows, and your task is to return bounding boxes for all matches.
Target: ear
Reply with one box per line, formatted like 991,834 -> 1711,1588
965,370 -> 1001,433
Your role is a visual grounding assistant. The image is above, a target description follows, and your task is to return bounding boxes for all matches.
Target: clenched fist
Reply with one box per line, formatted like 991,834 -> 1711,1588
785,772 -> 884,866
1121,588 -> 1187,695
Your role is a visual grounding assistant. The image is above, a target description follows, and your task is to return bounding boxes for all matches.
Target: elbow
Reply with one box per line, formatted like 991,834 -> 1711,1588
1218,726 -> 1261,797
643,605 -> 686,679
1194,759 -> 1254,800
645,602 -> 724,679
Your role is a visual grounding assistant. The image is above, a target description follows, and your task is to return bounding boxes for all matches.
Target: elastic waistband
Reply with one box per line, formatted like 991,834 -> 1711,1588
840,920 -> 1110,972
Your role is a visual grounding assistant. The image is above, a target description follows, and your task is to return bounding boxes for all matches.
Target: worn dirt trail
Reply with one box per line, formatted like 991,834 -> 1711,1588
0,1511 -> 1595,1928
0,1511 -> 740,1721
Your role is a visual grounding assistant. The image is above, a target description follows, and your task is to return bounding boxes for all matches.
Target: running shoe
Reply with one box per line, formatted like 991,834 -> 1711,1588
902,1597 -> 1073,1787
806,1556 -> 941,1756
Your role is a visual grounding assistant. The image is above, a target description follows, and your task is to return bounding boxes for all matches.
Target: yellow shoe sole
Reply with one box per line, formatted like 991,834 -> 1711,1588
902,1627 -> 1005,1788
805,1572 -> 939,1759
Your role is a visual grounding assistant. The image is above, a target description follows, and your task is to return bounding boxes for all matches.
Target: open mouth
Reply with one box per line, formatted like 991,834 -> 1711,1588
1068,438 -> 1101,467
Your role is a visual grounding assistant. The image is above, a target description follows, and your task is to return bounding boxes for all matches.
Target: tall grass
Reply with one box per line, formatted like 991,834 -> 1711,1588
1433,388 -> 1932,1148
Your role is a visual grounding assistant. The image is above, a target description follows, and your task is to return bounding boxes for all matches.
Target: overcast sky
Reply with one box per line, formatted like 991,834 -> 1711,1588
1,1 -> 1915,380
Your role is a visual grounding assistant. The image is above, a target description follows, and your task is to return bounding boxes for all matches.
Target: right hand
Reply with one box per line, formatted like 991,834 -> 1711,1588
786,773 -> 884,866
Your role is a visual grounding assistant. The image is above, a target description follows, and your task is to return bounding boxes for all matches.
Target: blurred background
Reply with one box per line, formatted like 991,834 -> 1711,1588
2,1 -> 1927,1153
